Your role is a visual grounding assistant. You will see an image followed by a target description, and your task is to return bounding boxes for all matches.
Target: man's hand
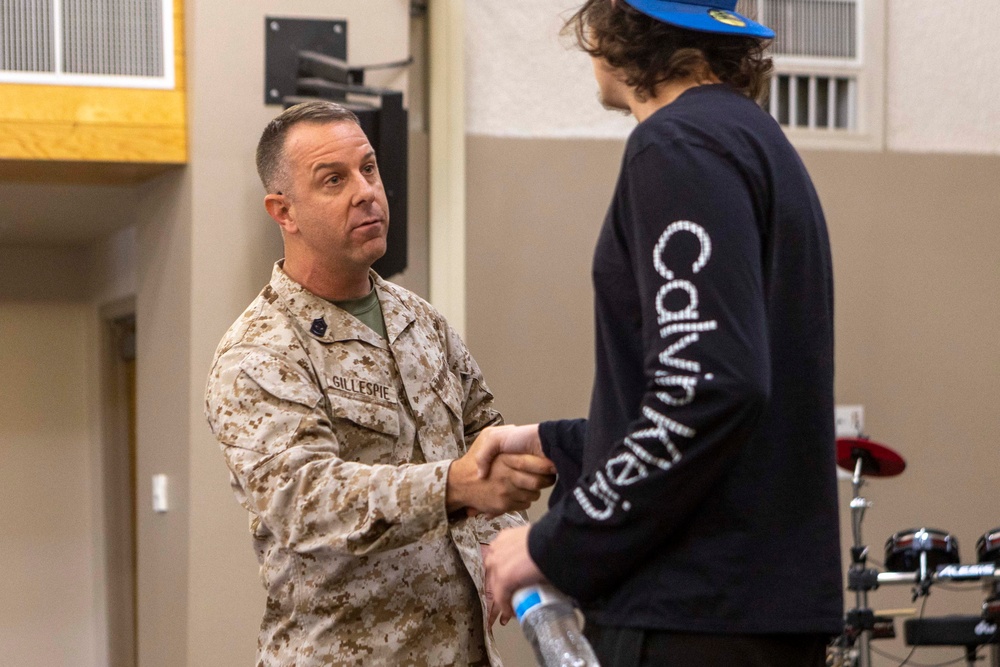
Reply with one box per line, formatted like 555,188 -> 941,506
446,427 -> 556,517
485,525 -> 547,625
471,424 -> 545,479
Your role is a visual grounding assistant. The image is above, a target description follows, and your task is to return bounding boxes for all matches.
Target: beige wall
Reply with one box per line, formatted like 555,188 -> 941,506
0,246 -> 90,301
0,302 -> 100,667
808,149 -> 1000,662
133,168 -> 194,667
467,137 -> 1000,664
466,137 -> 622,422
0,218 -> 140,667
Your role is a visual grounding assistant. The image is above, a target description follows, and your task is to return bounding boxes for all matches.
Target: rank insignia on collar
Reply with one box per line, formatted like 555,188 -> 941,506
310,317 -> 328,337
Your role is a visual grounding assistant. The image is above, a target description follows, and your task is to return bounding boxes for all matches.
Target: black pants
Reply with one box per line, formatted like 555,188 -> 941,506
585,623 -> 829,667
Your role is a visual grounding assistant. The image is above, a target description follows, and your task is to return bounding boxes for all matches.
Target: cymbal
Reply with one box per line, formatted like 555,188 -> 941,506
836,437 -> 906,477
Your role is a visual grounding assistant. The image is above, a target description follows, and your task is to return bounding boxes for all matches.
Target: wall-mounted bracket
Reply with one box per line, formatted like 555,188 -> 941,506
264,17 -> 347,105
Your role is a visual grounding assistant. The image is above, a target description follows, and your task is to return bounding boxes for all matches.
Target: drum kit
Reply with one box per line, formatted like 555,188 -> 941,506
831,437 -> 1000,667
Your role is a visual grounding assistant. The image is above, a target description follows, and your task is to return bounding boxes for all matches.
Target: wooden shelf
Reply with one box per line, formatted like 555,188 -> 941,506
0,0 -> 186,184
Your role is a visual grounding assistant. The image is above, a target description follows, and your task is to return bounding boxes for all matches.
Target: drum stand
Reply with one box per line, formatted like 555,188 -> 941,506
846,454 -> 876,667
837,438 -> 907,667
836,439 -> 1000,667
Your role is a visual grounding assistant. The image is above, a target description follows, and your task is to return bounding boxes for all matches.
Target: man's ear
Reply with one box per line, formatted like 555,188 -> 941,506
264,193 -> 297,234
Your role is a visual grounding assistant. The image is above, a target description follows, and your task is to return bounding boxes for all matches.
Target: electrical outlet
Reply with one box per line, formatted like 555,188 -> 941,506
835,405 -> 864,437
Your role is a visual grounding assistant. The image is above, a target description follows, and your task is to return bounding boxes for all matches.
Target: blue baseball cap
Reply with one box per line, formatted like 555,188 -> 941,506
620,0 -> 774,39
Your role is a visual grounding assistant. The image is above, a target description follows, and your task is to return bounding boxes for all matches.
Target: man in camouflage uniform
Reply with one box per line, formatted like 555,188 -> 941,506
205,101 -> 555,667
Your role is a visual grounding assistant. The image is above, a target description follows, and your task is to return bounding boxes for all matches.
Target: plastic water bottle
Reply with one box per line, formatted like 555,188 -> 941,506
513,585 -> 601,667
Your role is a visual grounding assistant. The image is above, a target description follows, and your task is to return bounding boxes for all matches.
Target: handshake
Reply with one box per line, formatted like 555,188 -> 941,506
446,424 -> 554,518
446,424 -> 556,626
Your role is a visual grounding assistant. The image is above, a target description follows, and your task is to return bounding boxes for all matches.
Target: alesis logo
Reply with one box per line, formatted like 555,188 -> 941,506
936,563 -> 996,580
975,620 -> 997,637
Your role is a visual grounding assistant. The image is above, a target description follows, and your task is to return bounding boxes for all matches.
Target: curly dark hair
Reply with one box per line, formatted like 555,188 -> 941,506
564,0 -> 773,103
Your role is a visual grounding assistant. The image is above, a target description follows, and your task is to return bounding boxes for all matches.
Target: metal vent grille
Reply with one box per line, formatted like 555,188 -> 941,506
1,0 -> 54,72
769,73 -> 855,130
0,0 -> 172,87
62,0 -> 163,77
735,0 -> 761,23
739,0 -> 861,131
737,0 -> 857,59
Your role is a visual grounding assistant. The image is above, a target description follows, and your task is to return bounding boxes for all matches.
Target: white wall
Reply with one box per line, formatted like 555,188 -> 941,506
886,0 -> 1000,153
0,302 -> 100,667
465,0 -> 635,138
466,0 -> 1000,154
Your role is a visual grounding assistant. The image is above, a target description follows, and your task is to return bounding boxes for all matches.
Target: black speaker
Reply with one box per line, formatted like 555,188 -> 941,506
354,93 -> 407,279
266,18 -> 410,279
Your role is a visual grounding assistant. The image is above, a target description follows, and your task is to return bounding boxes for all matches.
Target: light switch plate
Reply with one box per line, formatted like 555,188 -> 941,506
835,404 -> 864,438
152,474 -> 169,513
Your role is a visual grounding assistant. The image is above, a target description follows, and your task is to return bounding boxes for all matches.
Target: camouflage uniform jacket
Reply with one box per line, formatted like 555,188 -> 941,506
205,262 -> 523,667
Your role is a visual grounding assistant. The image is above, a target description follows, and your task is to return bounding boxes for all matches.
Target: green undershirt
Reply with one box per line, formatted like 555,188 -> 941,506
332,284 -> 387,340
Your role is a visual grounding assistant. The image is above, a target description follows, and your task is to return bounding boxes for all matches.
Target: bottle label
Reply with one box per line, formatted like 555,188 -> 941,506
513,585 -> 564,623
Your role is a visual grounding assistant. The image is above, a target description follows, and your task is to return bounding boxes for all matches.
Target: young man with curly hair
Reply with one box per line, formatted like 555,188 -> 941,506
481,1 -> 843,665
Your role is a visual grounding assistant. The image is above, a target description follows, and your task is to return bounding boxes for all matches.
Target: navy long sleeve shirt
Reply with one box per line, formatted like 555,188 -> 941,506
529,84 -> 843,635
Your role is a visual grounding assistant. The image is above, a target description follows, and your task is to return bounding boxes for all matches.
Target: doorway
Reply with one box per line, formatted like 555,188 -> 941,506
103,313 -> 138,667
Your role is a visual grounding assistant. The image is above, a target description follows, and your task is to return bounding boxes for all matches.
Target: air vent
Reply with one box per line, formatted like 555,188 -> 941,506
738,0 -> 857,59
769,73 -> 855,130
738,0 -> 863,133
0,0 -> 173,88
1,0 -> 54,72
